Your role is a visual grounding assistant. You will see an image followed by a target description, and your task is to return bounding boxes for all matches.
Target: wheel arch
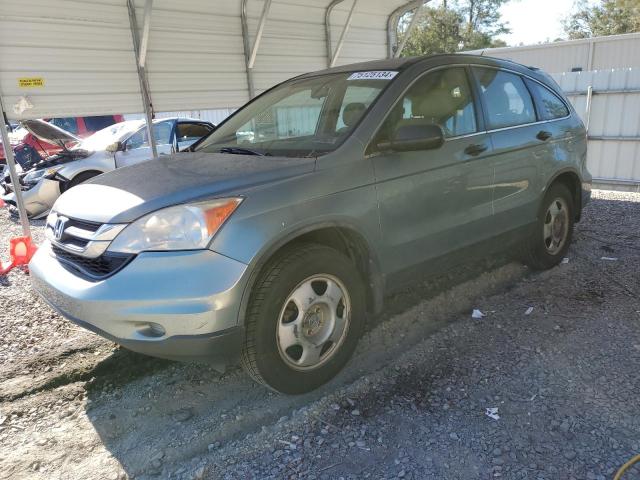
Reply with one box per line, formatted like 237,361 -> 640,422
60,169 -> 104,192
545,168 -> 583,221
236,221 -> 384,329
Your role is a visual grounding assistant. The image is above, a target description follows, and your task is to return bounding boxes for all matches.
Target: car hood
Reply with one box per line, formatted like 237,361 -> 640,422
53,151 -> 316,224
21,119 -> 81,147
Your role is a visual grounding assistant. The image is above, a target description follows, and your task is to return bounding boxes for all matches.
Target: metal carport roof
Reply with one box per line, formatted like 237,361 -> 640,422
0,0 -> 427,120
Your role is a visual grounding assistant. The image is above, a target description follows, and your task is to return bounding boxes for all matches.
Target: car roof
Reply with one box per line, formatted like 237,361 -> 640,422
153,117 -> 209,123
296,53 -> 552,86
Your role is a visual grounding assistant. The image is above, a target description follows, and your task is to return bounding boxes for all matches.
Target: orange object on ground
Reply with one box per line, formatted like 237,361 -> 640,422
0,236 -> 38,275
0,198 -> 5,207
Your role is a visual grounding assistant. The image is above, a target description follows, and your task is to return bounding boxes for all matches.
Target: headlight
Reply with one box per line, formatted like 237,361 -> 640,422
107,198 -> 242,254
23,166 -> 62,184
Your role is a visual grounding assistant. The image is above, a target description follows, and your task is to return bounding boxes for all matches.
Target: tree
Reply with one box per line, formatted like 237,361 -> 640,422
402,6 -> 464,56
563,0 -> 640,39
399,0 -> 512,57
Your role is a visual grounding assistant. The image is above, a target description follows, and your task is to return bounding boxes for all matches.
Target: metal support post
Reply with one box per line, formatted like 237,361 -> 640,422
386,0 -> 425,58
242,0 -> 272,99
127,0 -> 158,158
0,96 -> 31,238
394,3 -> 424,58
585,85 -> 593,134
328,0 -> 358,68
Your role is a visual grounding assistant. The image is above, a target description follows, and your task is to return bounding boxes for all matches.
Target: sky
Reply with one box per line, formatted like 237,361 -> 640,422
497,0 -> 577,46
496,0 -> 601,46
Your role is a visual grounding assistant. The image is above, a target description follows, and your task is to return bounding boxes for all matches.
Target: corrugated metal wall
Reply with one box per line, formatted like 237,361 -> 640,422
0,0 -> 415,120
0,0 -> 142,118
468,32 -> 640,74
551,68 -> 640,187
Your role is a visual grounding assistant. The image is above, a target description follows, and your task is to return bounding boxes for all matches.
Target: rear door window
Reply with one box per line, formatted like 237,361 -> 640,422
525,80 -> 570,121
473,68 -> 536,130
176,122 -> 213,149
126,121 -> 173,150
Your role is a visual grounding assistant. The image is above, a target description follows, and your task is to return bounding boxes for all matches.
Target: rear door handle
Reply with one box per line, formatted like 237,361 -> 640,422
536,130 -> 552,141
464,143 -> 488,156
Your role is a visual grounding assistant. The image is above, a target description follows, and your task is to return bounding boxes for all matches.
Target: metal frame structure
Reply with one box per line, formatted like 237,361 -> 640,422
241,0 -> 273,99
127,0 -> 158,158
325,0 -> 359,68
393,1 -> 426,58
387,0 -> 426,58
0,96 -> 30,238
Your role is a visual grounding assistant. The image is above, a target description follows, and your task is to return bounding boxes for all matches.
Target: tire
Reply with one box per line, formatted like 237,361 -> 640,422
522,183 -> 575,270
64,171 -> 101,192
241,243 -> 366,394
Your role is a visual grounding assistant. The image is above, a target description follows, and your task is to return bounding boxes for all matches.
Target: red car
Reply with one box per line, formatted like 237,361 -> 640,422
1,115 -> 124,166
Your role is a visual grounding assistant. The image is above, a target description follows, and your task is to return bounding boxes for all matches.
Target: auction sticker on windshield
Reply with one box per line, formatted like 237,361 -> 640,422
348,71 -> 398,81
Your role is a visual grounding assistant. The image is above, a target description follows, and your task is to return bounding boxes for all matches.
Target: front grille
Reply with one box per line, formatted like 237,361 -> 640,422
51,245 -> 133,280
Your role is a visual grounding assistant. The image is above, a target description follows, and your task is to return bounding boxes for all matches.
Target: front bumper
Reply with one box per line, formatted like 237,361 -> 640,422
1,178 -> 60,218
29,242 -> 248,363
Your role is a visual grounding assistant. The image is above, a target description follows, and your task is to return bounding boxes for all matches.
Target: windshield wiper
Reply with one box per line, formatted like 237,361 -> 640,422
219,146 -> 265,156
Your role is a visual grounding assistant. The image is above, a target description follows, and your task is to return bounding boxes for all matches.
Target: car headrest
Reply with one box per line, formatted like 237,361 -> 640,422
342,102 -> 366,127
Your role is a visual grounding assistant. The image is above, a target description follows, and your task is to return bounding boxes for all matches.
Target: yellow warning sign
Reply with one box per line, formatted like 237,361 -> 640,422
18,77 -> 45,88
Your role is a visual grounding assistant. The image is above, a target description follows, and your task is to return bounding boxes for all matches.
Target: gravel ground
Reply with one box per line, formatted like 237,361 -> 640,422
0,189 -> 639,480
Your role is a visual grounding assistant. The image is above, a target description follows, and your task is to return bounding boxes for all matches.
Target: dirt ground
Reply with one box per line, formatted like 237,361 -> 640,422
0,189 -> 639,480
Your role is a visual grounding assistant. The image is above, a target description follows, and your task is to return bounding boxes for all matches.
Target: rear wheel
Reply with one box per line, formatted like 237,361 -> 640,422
522,183 -> 574,270
241,244 -> 365,394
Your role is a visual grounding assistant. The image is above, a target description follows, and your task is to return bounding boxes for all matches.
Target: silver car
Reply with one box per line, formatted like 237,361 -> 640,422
2,117 -> 214,218
30,55 -> 591,394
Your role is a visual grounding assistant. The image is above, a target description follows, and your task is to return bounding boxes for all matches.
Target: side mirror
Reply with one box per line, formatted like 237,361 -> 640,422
382,124 -> 445,152
105,141 -> 123,153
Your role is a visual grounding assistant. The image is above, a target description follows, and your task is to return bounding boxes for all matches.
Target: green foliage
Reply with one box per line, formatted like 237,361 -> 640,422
563,0 -> 640,39
400,0 -> 512,57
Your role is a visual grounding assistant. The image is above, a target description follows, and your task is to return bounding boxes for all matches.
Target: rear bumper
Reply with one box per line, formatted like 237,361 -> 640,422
29,241 -> 249,364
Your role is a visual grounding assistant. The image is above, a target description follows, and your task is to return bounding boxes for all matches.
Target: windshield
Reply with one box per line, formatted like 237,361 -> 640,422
75,120 -> 144,152
195,71 -> 396,157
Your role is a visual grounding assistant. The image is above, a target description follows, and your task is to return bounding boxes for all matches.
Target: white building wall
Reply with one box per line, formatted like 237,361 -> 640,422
468,32 -> 640,73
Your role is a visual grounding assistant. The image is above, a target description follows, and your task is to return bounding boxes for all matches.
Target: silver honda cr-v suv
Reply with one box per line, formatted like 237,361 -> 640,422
30,54 -> 591,394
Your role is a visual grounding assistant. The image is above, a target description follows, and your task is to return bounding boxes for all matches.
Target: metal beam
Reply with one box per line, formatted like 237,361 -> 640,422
242,0 -> 272,99
387,0 -> 425,58
325,0 -> 345,68
248,0 -> 272,69
0,96 -> 31,238
328,0 -> 358,68
138,0 -> 153,68
241,0 -> 254,99
127,0 -> 157,158
394,2 -> 425,58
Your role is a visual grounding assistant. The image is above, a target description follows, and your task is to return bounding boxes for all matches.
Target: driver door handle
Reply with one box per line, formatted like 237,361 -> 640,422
536,130 -> 552,141
464,143 -> 488,156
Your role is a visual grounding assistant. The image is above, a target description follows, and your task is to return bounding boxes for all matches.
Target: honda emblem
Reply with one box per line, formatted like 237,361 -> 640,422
53,216 -> 68,241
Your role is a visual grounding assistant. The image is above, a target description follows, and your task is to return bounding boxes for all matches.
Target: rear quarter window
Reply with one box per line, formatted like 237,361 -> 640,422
525,79 -> 570,121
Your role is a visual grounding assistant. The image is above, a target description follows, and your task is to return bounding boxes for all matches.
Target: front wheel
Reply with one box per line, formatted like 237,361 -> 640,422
241,244 -> 366,394
522,183 -> 575,270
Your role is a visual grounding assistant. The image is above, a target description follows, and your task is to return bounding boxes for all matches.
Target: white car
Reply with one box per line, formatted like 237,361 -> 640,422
1,117 -> 214,218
